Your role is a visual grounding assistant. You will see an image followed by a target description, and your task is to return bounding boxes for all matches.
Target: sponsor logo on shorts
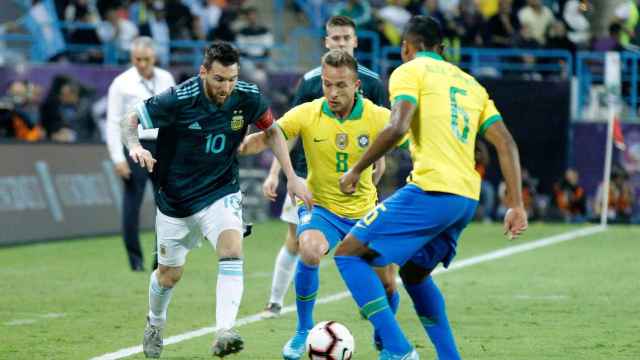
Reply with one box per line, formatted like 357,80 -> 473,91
159,245 -> 167,256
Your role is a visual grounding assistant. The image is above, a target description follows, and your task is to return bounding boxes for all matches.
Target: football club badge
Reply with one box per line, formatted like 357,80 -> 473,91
336,133 -> 348,150
357,134 -> 369,148
231,110 -> 244,131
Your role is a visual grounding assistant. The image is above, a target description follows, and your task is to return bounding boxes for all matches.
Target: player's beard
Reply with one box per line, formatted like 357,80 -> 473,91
204,81 -> 228,106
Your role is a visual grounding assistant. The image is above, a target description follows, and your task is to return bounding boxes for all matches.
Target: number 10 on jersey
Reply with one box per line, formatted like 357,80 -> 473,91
205,134 -> 226,154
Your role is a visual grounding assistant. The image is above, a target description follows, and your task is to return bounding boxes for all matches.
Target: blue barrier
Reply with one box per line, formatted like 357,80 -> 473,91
380,46 -> 572,81
576,51 -> 640,120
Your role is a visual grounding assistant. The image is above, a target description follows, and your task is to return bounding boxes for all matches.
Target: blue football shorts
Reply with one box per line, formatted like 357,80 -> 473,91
297,205 -> 358,252
350,184 -> 478,269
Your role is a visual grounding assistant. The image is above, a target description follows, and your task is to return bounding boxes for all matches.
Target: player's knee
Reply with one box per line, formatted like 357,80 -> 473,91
157,267 -> 182,288
399,262 -> 430,285
298,235 -> 325,265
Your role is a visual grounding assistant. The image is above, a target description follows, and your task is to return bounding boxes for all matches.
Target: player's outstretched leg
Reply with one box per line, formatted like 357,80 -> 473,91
211,227 -> 245,357
401,262 -> 461,360
144,268 -> 178,358
211,256 -> 245,357
373,265 -> 401,351
282,227 -> 328,360
282,260 -> 317,360
265,223 -> 299,318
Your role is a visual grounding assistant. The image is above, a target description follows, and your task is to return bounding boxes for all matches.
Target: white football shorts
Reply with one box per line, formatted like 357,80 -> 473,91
155,191 -> 243,267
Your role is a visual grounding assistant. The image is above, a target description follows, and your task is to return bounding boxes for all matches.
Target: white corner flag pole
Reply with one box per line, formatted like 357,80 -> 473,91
601,52 -> 620,227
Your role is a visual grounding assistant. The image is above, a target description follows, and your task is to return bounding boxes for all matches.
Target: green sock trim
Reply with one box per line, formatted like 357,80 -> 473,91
360,296 -> 389,319
296,291 -> 317,302
419,315 -> 436,327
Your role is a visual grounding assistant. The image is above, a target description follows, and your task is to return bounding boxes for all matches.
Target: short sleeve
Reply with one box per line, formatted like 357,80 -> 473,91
276,104 -> 307,140
136,87 -> 176,129
388,64 -> 419,106
478,98 -> 503,137
250,93 -> 272,130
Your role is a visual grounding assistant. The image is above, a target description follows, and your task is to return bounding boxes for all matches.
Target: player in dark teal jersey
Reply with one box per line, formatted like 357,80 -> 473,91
120,41 -> 312,359
262,16 -> 392,320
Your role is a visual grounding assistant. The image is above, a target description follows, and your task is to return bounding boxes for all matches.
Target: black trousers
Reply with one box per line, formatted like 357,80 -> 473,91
122,140 -> 159,271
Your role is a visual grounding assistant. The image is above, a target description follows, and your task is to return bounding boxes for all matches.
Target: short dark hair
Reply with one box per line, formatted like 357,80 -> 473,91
321,49 -> 358,75
403,15 -> 443,49
202,41 -> 239,69
326,15 -> 356,31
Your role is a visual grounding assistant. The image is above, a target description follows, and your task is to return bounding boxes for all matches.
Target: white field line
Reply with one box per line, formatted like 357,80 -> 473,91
90,225 -> 605,360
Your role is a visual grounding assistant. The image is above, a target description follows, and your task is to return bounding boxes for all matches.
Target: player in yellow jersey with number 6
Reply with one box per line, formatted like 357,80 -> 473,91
335,16 -> 529,360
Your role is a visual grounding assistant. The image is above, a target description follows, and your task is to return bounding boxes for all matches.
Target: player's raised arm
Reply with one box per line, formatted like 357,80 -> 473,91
339,99 -> 415,194
120,111 -> 156,173
483,121 -> 528,239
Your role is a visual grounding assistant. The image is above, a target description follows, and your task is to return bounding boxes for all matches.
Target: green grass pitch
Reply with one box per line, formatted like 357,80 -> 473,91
1,222 -> 638,359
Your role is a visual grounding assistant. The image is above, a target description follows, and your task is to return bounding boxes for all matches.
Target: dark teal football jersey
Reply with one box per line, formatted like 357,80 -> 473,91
289,63 -> 387,178
136,77 -> 271,217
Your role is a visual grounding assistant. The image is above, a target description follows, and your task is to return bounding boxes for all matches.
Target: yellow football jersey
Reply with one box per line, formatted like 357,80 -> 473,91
389,51 -> 502,200
277,95 -> 391,219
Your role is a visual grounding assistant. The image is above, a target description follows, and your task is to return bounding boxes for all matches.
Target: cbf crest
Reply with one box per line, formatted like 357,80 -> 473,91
357,134 -> 370,148
231,110 -> 244,131
336,133 -> 348,150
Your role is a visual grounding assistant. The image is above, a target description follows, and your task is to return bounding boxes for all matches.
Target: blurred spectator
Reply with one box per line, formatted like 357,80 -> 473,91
376,0 -> 412,45
64,0 -> 103,63
485,0 -> 520,48
439,0 -> 460,17
552,168 -> 586,222
546,20 -> 575,53
236,6 -> 274,88
26,0 -> 66,60
453,0 -> 484,46
165,0 -> 201,40
475,139 -> 495,223
334,0 -> 374,29
207,2 -> 242,42
128,0 -> 155,36
594,166 -> 635,223
97,4 -> 139,57
478,0 -> 499,19
40,76 -> 96,143
497,168 -> 541,220
613,0 -> 639,46
200,0 -> 225,40
592,23 -> 624,52
517,0 -> 555,46
562,0 -> 591,50
0,21 -> 25,66
419,0 -> 448,27
129,1 -> 171,66
237,7 -> 273,60
0,80 -> 44,142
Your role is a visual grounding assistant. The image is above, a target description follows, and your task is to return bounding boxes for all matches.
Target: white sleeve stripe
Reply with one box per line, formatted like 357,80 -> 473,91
136,103 -> 153,129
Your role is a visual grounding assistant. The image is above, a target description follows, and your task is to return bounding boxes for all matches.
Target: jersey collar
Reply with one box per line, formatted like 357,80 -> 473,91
321,93 -> 364,122
416,51 -> 444,61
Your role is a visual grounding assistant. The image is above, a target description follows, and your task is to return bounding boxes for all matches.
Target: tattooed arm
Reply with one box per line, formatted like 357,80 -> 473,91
120,111 -> 156,172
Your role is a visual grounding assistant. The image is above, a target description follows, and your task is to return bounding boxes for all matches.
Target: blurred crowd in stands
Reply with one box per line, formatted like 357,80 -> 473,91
0,0 -> 638,223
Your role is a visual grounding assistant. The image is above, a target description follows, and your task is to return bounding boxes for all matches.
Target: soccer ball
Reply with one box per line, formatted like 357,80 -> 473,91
306,321 -> 354,360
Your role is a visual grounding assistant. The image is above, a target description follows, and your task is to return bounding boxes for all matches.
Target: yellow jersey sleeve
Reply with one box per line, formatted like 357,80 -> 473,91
276,103 -> 309,140
478,98 -> 502,137
388,63 -> 420,106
